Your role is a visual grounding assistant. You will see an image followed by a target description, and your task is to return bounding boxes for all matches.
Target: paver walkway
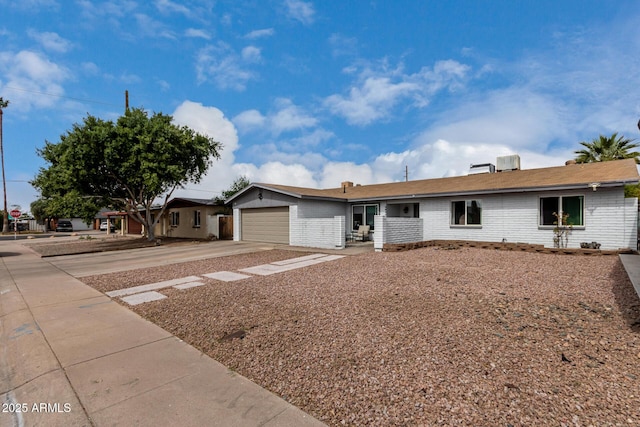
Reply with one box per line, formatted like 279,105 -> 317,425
105,253 -> 345,306
0,241 -> 325,427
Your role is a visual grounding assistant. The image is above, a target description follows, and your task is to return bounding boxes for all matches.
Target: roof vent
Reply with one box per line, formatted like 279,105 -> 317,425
469,163 -> 495,174
496,154 -> 521,172
341,181 -> 354,188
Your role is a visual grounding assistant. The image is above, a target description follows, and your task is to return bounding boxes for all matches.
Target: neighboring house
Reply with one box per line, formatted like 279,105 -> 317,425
99,211 -> 144,235
152,197 -> 232,240
53,218 -> 92,231
226,156 -> 640,251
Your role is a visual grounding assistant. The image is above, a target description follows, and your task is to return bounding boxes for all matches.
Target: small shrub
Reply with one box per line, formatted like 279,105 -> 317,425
552,212 -> 573,248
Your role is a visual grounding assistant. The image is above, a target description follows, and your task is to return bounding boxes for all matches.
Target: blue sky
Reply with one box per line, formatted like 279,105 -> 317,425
2,0 -> 640,213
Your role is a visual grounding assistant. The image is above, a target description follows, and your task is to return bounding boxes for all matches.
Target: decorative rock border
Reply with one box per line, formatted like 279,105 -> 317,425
381,239 -> 636,255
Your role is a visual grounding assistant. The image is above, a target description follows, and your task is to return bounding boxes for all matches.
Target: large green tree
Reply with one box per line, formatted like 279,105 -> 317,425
32,108 -> 222,240
574,133 -> 640,164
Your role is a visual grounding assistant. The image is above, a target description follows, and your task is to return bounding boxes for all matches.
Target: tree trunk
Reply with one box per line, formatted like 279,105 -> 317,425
144,204 -> 155,242
146,219 -> 155,241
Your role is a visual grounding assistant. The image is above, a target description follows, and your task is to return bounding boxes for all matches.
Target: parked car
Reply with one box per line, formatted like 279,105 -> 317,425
55,220 -> 73,232
9,221 -> 28,232
99,221 -> 116,232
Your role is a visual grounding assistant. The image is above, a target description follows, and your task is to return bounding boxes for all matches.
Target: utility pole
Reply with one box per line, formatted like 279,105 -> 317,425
405,165 -> 409,182
0,97 -> 9,233
125,90 -> 129,112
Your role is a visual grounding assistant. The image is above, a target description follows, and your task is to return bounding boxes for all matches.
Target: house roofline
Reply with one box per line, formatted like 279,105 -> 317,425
345,180 -> 637,203
230,179 -> 637,204
225,183 -> 300,204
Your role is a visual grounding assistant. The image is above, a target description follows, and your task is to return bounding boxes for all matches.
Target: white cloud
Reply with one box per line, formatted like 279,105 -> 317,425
196,42 -> 258,91
288,128 -> 334,148
185,28 -> 211,39
81,61 -> 100,75
245,28 -> 275,39
172,100 -> 238,155
134,13 -> 175,39
324,59 -> 470,126
416,87 -> 570,151
324,76 -> 418,126
270,98 -> 317,135
318,162 -> 375,188
77,0 -> 136,20
119,72 -> 141,84
27,30 -> 72,53
233,161 -> 318,187
171,101 -> 241,198
4,0 -> 58,10
284,0 -> 315,25
0,50 -> 69,111
328,33 -> 358,57
233,98 -> 318,136
155,0 -> 191,16
233,109 -> 266,133
157,79 -> 170,91
241,46 -> 262,63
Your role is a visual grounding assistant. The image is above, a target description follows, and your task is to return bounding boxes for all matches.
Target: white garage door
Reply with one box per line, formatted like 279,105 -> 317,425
241,207 -> 290,244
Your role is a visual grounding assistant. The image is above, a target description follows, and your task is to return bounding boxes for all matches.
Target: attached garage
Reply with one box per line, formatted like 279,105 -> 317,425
241,207 -> 290,244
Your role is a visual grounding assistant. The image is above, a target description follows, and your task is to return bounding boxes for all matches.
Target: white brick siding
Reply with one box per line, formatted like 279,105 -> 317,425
233,208 -> 241,241
416,188 -> 636,250
290,205 -> 346,249
374,217 -> 423,251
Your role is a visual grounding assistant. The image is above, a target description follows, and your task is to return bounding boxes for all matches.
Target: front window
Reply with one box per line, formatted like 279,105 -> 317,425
352,204 -> 378,230
451,200 -> 482,225
170,211 -> 180,227
540,196 -> 584,226
193,210 -> 201,228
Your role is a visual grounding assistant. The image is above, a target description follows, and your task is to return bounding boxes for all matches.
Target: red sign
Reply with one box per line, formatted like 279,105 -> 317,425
9,209 -> 21,218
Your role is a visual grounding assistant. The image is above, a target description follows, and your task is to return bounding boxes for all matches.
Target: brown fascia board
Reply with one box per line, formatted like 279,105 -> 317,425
252,179 -> 638,204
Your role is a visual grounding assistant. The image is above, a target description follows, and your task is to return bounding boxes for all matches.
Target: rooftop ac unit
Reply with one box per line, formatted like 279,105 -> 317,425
496,154 -> 521,172
469,163 -> 495,174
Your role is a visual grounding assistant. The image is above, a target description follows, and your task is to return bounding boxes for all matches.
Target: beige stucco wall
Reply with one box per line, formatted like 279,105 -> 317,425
154,206 -> 226,239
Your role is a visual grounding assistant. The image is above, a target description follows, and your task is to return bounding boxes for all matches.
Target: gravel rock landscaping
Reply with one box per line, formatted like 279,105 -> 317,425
82,247 -> 640,426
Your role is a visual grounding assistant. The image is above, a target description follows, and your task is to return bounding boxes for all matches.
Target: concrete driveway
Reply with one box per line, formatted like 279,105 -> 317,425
43,240 -> 279,277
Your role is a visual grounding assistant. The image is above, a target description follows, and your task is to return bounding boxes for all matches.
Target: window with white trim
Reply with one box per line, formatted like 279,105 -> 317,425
540,195 -> 584,226
450,200 -> 482,225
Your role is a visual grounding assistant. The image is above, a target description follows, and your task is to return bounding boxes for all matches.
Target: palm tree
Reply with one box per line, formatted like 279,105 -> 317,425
0,97 -> 8,233
574,133 -> 640,164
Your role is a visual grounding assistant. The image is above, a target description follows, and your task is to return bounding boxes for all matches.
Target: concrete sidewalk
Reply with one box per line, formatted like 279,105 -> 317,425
0,242 -> 325,427
619,253 -> 640,300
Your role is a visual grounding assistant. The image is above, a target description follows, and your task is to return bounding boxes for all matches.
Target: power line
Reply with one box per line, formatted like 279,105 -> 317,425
3,86 -> 122,108
180,186 -> 225,195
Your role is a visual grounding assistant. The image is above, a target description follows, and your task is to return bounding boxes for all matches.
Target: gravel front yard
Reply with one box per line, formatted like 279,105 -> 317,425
82,247 -> 640,426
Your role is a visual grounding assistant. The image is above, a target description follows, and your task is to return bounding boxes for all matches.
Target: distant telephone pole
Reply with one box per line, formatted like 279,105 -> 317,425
405,165 -> 409,182
125,90 -> 129,112
0,97 -> 9,233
